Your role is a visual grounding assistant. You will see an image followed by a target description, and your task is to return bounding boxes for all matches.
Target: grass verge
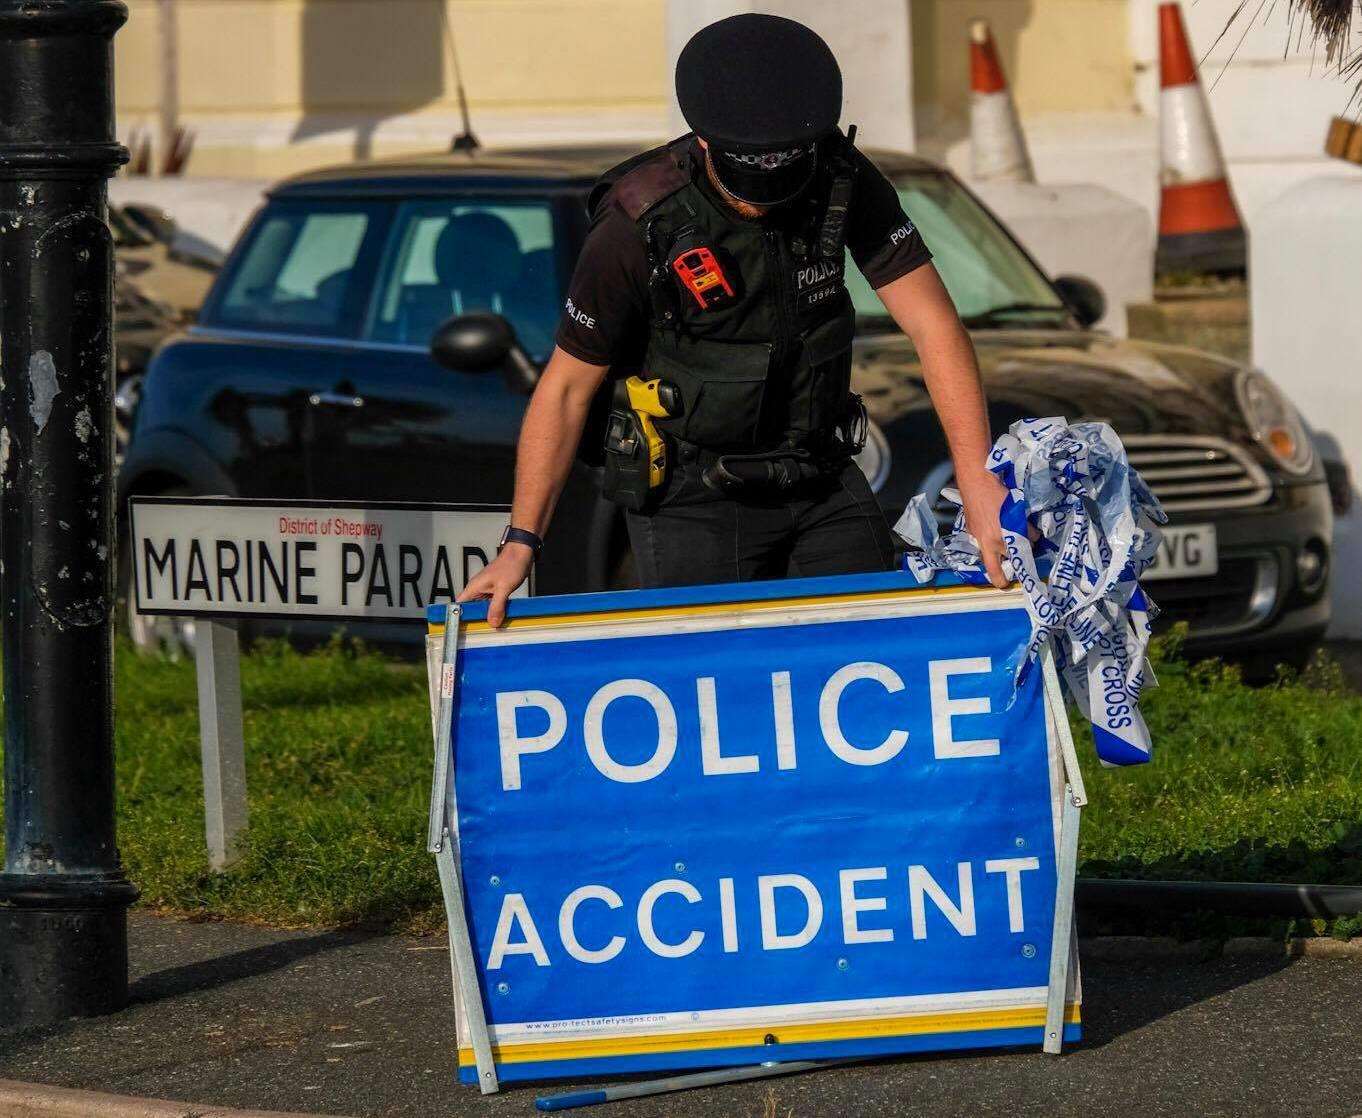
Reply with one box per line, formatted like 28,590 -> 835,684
1075,637 -> 1362,939
2,632 -> 1359,936
3,637 -> 441,932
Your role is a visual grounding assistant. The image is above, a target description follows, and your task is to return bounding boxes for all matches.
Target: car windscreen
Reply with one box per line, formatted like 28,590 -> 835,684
366,198 -> 560,361
846,171 -> 1068,331
205,200 -> 391,337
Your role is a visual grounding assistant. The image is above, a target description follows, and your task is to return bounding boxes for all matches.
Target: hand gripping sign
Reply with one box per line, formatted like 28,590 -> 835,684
425,572 -> 1086,1093
897,417 -> 1168,767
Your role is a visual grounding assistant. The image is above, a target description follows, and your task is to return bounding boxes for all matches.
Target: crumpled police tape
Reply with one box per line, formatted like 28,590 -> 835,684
895,417 -> 1169,766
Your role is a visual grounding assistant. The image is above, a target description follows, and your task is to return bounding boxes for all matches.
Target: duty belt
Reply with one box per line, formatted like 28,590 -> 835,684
689,394 -> 868,494
679,442 -> 846,495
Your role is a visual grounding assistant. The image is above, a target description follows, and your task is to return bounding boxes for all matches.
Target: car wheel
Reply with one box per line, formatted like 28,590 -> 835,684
1239,639 -> 1321,685
117,486 -> 197,658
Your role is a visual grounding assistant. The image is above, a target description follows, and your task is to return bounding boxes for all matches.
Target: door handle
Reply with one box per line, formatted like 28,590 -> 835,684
309,390 -> 365,408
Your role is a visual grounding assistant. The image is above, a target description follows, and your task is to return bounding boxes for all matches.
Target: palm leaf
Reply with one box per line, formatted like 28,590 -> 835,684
1220,0 -> 1360,100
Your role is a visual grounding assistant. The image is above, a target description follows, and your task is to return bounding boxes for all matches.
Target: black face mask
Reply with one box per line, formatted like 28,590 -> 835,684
708,143 -> 817,206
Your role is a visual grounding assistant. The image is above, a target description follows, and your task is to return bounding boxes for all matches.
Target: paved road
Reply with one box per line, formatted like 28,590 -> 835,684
1,916 -> 1359,1117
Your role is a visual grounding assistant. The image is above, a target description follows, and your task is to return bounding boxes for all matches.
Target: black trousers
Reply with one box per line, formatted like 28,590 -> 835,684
625,456 -> 896,588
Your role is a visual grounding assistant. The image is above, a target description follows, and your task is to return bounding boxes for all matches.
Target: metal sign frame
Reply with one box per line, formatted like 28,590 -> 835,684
425,573 -> 1086,1094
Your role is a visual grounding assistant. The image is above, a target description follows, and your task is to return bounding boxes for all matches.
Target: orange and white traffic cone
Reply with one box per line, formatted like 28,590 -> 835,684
1156,2 -> 1246,275
969,19 -> 1034,183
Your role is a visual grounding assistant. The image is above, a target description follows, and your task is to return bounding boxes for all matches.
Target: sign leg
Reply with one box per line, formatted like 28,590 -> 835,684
1043,785 -> 1081,1054
426,607 -> 497,1092
427,608 -> 461,852
437,837 -> 499,1094
1041,646 -> 1087,807
536,1058 -> 856,1111
194,619 -> 248,871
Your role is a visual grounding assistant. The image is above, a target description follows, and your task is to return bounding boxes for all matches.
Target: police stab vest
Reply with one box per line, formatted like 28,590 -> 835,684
592,135 -> 859,454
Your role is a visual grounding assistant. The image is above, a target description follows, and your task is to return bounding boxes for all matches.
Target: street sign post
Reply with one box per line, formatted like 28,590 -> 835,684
426,572 -> 1085,1094
129,496 -> 516,869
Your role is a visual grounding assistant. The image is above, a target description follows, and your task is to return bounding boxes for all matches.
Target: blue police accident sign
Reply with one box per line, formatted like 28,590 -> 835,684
429,572 -> 1080,1084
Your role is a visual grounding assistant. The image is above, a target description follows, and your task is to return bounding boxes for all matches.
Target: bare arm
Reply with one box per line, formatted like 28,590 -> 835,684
874,264 -> 1009,588
456,346 -> 609,625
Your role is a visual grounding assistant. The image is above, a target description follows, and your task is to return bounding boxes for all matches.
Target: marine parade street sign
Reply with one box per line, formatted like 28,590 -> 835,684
131,497 -> 524,622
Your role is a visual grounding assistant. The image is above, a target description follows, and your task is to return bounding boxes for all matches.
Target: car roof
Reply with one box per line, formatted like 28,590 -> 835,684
268,142 -> 943,199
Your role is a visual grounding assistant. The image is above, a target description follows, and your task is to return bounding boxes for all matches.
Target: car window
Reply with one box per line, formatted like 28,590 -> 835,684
846,172 -> 1065,327
367,199 -> 560,360
210,202 -> 388,336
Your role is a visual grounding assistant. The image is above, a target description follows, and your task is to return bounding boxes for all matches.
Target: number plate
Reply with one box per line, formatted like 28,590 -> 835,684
1143,523 -> 1219,581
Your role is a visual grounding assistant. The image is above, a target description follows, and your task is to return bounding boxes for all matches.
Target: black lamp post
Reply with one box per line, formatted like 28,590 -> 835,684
0,0 -> 135,1030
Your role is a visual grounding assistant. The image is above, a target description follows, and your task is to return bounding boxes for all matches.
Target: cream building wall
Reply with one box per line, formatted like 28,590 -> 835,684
911,0 -> 1155,215
114,0 -> 672,178
114,0 -> 1362,218
116,0 -> 1149,180
664,1 -> 916,154
911,0 -> 1135,131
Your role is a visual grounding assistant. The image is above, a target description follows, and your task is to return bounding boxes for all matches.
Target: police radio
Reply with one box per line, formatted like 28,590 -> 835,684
668,227 -> 738,313
672,246 -> 735,310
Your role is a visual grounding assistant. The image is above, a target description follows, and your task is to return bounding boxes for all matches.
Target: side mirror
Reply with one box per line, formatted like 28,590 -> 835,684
121,203 -> 178,246
430,312 -> 539,394
1052,275 -> 1106,329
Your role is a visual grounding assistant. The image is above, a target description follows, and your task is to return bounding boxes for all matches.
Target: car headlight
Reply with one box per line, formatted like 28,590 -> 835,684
1234,369 -> 1314,476
854,419 -> 892,492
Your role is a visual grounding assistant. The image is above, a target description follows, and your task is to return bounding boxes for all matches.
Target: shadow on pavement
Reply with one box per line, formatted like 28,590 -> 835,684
1071,950 -> 1293,1049
0,924 -> 386,1064
129,926 -> 380,1005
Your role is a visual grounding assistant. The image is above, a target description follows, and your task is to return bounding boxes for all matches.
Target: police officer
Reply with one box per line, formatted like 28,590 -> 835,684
460,14 -> 1008,626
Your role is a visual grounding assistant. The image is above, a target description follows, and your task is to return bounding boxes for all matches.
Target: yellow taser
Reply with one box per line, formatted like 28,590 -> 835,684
624,375 -> 681,488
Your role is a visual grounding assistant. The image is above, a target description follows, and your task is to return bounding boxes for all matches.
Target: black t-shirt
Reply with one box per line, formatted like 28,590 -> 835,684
556,144 -> 932,367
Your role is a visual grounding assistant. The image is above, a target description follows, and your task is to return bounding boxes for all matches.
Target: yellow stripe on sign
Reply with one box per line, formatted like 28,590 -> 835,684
457,583 -> 994,637
457,1003 -> 1081,1067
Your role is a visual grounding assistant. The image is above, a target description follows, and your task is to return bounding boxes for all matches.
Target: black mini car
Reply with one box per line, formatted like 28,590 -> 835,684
121,147 -> 1334,664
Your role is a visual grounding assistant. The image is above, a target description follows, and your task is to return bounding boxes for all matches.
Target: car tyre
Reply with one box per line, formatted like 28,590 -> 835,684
1239,638 -> 1321,685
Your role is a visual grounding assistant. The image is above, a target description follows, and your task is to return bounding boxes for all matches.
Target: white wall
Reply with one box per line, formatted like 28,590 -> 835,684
664,1 -> 916,154
969,182 -> 1152,337
110,177 -> 269,257
1252,178 -> 1362,638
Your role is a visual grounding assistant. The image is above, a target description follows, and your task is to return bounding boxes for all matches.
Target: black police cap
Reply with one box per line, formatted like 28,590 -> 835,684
676,14 -> 842,153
